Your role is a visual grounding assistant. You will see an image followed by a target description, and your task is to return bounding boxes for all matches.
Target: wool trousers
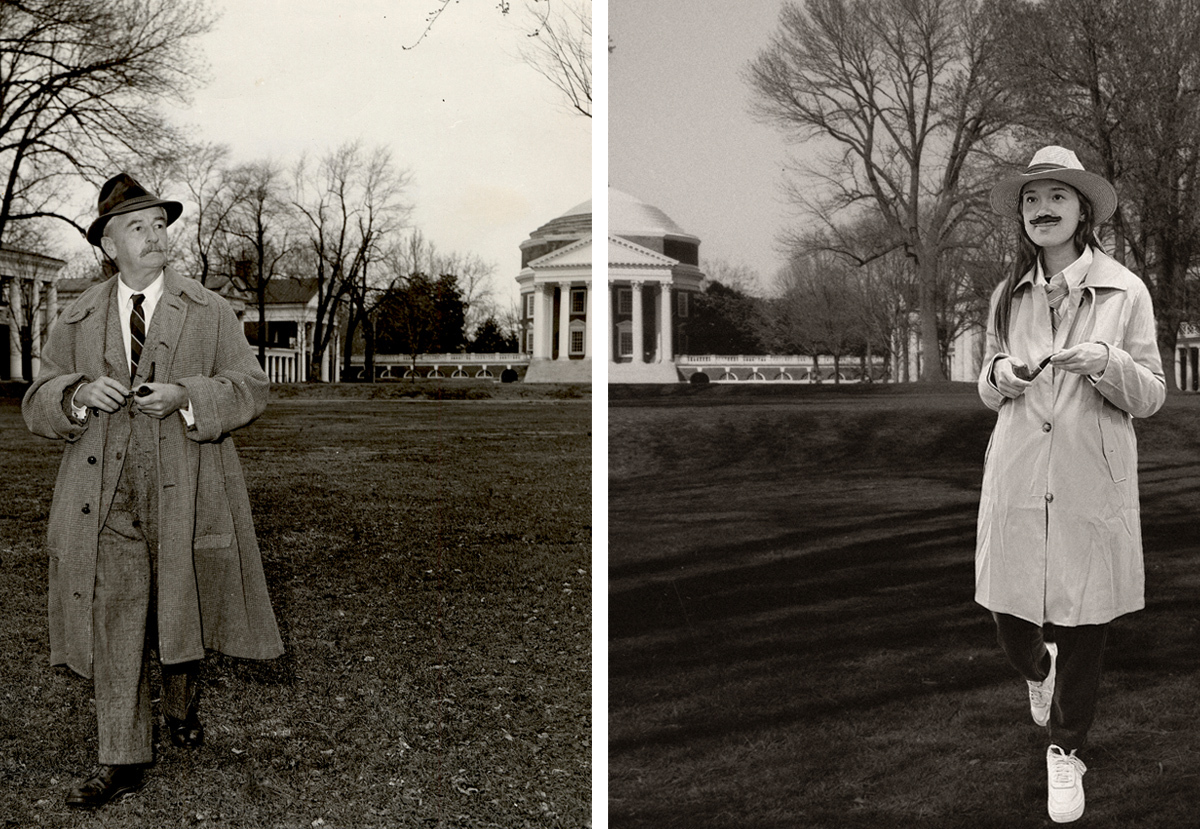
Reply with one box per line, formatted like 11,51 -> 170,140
93,409 -> 199,766
992,612 -> 1108,754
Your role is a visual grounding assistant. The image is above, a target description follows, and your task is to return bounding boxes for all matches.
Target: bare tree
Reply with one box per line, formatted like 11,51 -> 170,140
515,0 -> 592,118
222,160 -> 293,366
291,142 -> 411,382
995,0 -> 1200,388
403,0 -> 591,118
747,0 -> 1012,381
0,0 -> 215,248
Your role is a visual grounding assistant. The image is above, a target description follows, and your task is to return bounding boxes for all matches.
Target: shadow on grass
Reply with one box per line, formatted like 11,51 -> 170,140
610,391 -> 1200,829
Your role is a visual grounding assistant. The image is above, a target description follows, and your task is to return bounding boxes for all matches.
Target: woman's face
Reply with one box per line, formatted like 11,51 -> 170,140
1021,179 -> 1083,252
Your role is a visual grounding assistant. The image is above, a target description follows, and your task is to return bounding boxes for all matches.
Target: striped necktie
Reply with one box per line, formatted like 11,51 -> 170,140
130,293 -> 146,383
1046,273 -> 1068,333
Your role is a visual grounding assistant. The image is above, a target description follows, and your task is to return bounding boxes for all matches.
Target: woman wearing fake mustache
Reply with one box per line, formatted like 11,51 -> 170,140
975,146 -> 1165,824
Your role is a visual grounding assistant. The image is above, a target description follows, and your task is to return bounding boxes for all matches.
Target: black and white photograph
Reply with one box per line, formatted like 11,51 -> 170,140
0,1 -> 591,827
608,0 -> 1200,826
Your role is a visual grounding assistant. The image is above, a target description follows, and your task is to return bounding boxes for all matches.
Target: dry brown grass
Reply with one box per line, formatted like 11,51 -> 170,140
0,386 -> 591,828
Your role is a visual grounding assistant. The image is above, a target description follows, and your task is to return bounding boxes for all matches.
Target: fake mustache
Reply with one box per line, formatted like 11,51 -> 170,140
1029,216 -> 1061,226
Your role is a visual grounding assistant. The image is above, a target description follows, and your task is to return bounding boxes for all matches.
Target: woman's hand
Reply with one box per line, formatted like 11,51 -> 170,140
994,357 -> 1033,398
1050,342 -> 1110,377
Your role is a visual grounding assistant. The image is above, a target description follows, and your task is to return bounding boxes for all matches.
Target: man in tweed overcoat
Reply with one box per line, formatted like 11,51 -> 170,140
22,174 -> 283,807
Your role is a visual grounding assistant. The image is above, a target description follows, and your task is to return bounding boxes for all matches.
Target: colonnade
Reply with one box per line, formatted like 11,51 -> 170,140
6,277 -> 58,380
530,281 -> 590,361
608,279 -> 674,364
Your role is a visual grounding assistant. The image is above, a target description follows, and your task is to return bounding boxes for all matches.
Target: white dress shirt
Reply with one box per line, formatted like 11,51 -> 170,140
72,270 -> 194,425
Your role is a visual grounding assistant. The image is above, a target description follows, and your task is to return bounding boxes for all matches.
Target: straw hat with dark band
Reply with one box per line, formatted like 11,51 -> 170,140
989,146 -> 1117,225
86,172 -> 183,247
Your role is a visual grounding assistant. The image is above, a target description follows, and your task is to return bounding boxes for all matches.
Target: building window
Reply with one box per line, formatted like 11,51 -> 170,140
677,290 -> 689,318
571,287 -> 586,314
569,320 -> 585,356
618,288 -> 632,316
524,292 -> 536,319
617,321 -> 633,357
525,330 -> 534,354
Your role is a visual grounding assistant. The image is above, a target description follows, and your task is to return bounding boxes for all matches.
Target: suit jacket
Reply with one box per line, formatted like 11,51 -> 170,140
23,267 -> 284,677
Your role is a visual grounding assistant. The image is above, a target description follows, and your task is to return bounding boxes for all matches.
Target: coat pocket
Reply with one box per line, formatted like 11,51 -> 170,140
1098,406 -> 1128,483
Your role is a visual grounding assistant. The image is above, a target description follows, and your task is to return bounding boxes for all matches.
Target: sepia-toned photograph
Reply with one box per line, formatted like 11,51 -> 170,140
608,1 -> 1200,827
0,2 -> 591,827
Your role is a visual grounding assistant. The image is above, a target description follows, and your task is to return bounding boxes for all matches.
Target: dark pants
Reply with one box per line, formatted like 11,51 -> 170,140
992,612 -> 1108,754
93,415 -> 199,766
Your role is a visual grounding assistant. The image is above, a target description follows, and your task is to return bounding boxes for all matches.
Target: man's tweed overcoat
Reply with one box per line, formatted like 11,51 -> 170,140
22,267 -> 284,678
975,249 -> 1165,627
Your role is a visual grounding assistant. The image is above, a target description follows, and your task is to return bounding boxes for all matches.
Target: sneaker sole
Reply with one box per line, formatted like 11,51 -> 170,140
1049,800 -> 1084,823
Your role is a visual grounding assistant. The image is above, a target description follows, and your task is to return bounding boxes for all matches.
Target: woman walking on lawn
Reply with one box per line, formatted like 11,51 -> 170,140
976,146 -> 1165,823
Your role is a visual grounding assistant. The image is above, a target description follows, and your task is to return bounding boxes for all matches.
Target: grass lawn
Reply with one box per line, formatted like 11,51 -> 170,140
0,381 -> 591,828
609,383 -> 1200,829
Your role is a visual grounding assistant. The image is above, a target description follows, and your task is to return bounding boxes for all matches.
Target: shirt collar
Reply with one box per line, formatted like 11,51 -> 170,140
1034,246 -> 1093,290
117,269 -> 165,311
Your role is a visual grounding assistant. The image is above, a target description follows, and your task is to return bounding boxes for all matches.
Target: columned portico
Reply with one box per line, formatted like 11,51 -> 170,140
515,202 -> 591,383
607,190 -> 705,383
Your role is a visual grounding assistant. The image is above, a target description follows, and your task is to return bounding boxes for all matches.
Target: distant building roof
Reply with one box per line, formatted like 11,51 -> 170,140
261,278 -> 319,304
609,189 -> 698,242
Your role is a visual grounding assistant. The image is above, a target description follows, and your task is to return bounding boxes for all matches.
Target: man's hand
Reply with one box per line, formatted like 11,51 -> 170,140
994,357 -> 1033,399
1050,342 -> 1110,377
74,376 -> 130,413
133,383 -> 189,420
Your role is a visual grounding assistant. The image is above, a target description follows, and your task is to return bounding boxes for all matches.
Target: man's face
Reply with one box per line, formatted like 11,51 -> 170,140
101,206 -> 168,279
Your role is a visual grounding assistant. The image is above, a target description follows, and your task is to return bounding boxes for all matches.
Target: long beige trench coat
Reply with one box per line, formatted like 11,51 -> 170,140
976,248 -> 1165,626
23,268 -> 284,678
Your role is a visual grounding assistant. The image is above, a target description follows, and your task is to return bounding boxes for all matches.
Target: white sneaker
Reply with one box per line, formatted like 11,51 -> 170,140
1027,641 -> 1057,727
1046,744 -> 1086,823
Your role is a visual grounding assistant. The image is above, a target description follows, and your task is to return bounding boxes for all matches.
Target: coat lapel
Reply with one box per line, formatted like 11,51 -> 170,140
99,278 -> 127,382
152,267 -> 189,381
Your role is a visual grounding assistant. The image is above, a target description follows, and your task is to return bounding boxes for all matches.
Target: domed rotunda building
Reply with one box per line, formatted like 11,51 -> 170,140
608,189 -> 705,383
516,196 -> 593,383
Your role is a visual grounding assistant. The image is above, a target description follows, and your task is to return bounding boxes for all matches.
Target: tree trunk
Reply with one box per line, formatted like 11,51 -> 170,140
363,316 -> 376,383
342,302 -> 360,381
916,256 -> 947,381
257,291 -> 267,369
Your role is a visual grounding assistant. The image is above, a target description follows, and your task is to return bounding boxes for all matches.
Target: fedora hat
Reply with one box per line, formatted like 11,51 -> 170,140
86,172 -> 183,247
989,146 -> 1117,225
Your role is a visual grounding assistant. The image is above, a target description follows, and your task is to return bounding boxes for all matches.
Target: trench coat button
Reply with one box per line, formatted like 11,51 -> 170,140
1042,423 -> 1052,432
73,592 -> 81,600
116,451 -> 122,460
81,504 -> 90,514
1045,493 -> 1054,503
87,456 -> 97,464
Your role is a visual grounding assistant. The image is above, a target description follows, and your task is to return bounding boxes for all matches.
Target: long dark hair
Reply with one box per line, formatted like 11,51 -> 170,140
992,185 -> 1100,349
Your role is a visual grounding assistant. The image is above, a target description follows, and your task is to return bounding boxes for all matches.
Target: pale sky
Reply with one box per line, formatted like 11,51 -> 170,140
59,0 -> 592,313
609,0 -> 796,295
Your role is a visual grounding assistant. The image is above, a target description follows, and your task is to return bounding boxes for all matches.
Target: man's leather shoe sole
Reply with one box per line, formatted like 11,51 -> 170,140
65,765 -> 144,808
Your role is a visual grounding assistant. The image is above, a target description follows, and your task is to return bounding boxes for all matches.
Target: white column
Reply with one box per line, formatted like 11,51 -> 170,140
608,283 -> 617,364
557,282 -> 571,361
660,282 -> 673,363
631,280 -> 645,364
584,283 -> 591,358
8,279 -> 23,380
30,279 -> 41,377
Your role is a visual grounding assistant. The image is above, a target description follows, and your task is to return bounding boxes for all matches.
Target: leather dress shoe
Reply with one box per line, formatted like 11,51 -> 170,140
65,764 -> 144,808
165,713 -> 204,748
